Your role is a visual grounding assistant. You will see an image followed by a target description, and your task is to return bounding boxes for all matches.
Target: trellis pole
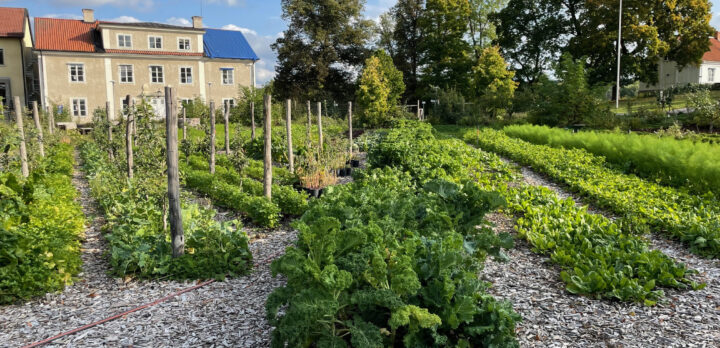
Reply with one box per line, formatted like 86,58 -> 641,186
306,101 -> 311,148
182,107 -> 187,141
224,100 -> 231,154
165,87 -> 184,257
317,101 -> 323,152
209,100 -> 216,174
263,95 -> 272,199
106,102 -> 114,161
286,99 -> 294,173
14,97 -> 28,178
348,101 -> 353,156
250,101 -> 256,141
31,101 -> 44,158
46,105 -> 54,135
125,96 -> 134,179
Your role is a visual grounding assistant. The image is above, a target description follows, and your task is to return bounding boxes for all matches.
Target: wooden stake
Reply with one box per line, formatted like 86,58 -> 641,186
165,87 -> 184,257
285,99 -> 294,174
306,101 -> 311,148
317,101 -> 323,152
224,101 -> 231,154
263,95 -> 272,199
125,95 -> 134,179
417,100 -> 421,120
209,100 -> 216,174
106,102 -> 114,161
182,107 -> 187,141
31,101 -> 44,158
46,105 -> 54,135
348,101 -> 353,156
14,97 -> 28,178
250,101 -> 256,141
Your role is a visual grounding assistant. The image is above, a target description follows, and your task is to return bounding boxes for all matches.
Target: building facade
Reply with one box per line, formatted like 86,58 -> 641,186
35,9 -> 258,124
641,32 -> 720,91
0,7 -> 36,110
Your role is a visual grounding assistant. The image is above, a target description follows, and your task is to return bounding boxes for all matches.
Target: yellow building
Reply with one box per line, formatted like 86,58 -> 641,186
35,9 -> 259,124
0,7 -> 35,111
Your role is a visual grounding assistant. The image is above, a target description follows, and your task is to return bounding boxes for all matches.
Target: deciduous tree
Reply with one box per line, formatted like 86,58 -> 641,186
473,46 -> 517,118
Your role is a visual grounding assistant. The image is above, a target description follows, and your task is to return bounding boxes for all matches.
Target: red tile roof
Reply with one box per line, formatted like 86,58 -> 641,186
35,17 -> 99,52
0,7 -> 27,38
702,35 -> 720,62
105,49 -> 203,56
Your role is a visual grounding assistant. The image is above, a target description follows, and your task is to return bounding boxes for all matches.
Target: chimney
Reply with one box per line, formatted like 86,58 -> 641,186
192,16 -> 203,29
82,9 -> 94,23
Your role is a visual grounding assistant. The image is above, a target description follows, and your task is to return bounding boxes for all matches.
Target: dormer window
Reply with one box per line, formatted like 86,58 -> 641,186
118,34 -> 132,48
178,38 -> 191,51
149,36 -> 163,49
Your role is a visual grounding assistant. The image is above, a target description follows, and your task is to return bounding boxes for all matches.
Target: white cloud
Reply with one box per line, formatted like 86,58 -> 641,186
166,17 -> 191,27
221,24 -> 277,85
42,13 -> 83,19
107,15 -> 140,23
47,0 -> 154,10
208,0 -> 244,6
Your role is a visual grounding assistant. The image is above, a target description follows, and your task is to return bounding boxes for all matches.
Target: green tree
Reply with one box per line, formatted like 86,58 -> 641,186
272,0 -> 373,101
357,51 -> 406,127
688,89 -> 720,133
467,0 -> 506,60
375,12 -> 396,58
473,46 -> 517,119
391,0 -> 425,101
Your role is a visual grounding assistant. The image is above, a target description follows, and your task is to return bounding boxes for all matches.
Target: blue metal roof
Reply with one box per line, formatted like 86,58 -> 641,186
203,28 -> 259,60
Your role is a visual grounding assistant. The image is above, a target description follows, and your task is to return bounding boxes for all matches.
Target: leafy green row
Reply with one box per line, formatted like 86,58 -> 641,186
1,143 -> 85,304
503,124 -> 720,195
79,141 -> 252,280
267,168 -> 520,347
371,121 -> 700,303
182,154 -> 308,227
467,128 -> 720,258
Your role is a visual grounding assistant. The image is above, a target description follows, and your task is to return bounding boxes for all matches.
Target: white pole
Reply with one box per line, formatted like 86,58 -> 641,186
616,0 -> 623,109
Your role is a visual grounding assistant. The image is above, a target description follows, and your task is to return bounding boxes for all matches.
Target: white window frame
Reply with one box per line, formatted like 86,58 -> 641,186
149,65 -> 164,84
221,68 -> 234,85
119,64 -> 134,84
178,37 -> 191,51
68,63 -> 85,83
709,68 -> 716,83
180,66 -> 193,84
148,35 -> 163,49
71,98 -> 88,117
0,48 -> 4,66
117,34 -> 132,48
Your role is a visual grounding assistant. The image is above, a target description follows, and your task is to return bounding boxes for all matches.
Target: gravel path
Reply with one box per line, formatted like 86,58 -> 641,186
481,156 -> 720,347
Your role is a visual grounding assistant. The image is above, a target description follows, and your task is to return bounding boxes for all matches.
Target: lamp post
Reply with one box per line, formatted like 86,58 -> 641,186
615,0 -> 623,109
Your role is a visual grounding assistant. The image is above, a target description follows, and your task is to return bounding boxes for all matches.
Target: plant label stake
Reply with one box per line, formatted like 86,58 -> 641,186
165,87 -> 184,257
31,101 -> 45,158
14,96 -> 29,178
286,99 -> 294,174
209,100 -> 216,174
106,102 -> 114,161
263,94 -> 272,199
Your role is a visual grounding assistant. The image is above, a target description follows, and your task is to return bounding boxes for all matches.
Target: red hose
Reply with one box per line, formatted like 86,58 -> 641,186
21,250 -> 285,348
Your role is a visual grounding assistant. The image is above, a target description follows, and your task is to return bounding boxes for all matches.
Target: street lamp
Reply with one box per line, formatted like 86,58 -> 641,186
615,0 -> 623,109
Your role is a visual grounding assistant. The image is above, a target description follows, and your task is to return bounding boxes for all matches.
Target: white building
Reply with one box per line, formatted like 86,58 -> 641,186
641,32 -> 720,91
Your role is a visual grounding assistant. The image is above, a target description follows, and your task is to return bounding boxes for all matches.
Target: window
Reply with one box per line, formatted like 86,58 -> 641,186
221,68 -> 234,85
709,68 -> 716,82
68,64 -> 85,82
117,34 -> 132,48
0,49 -> 4,65
72,98 -> 87,117
178,38 -> 191,51
150,65 -> 164,83
119,65 -> 134,83
180,67 -> 193,84
222,98 -> 236,111
149,36 -> 163,49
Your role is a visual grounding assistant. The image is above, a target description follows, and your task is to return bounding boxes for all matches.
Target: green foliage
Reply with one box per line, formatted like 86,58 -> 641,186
503,124 -> 720,195
688,89 -> 720,132
0,143 -> 84,304
467,128 -> 720,259
473,46 -> 517,119
267,168 -> 520,347
357,50 -> 406,128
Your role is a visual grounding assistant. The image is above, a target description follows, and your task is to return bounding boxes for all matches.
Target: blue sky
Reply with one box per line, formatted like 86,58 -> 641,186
2,0 -> 719,84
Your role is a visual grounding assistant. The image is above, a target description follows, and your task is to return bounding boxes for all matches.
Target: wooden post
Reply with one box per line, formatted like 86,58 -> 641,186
317,101 -> 323,152
209,100 -> 216,174
324,100 -> 328,119
14,97 -> 29,178
250,101 -> 256,141
263,95 -> 272,199
285,99 -> 294,174
182,107 -> 187,141
224,101 -> 231,154
105,102 -> 115,161
165,87 -> 184,257
348,101 -> 353,156
125,95 -> 134,179
31,101 -> 45,158
306,101 -> 312,148
417,100 -> 421,120
46,105 -> 54,135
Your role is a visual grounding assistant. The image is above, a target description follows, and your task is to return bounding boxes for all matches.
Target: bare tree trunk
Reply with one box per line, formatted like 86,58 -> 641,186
306,101 -> 312,148
31,101 -> 45,158
317,102 -> 323,152
250,101 -> 256,141
286,99 -> 294,173
125,95 -> 134,179
209,101 -> 216,174
46,105 -> 55,135
182,108 -> 187,141
263,95 -> 272,199
224,101 -> 231,154
165,87 -> 184,257
348,101 -> 353,156
14,97 -> 29,178
106,102 -> 114,161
